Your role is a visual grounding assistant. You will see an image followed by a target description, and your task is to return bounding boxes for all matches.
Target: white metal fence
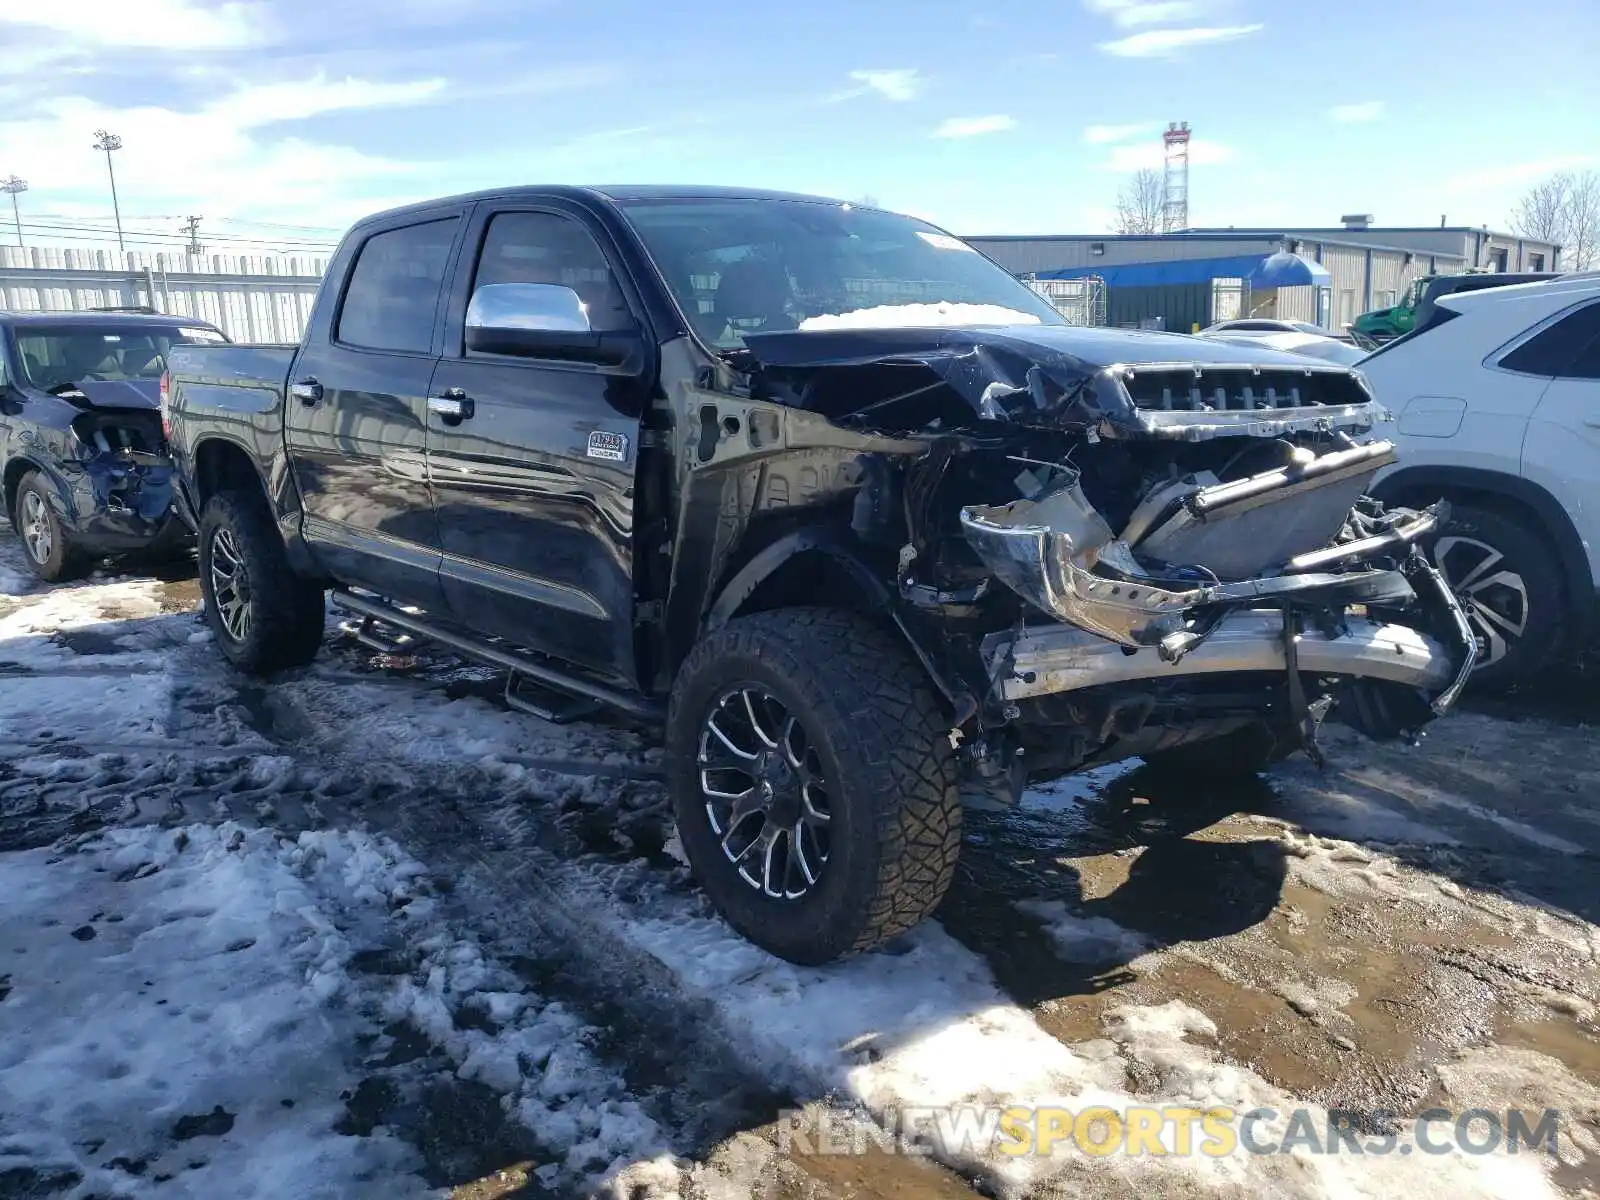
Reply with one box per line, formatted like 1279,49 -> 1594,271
0,246 -> 328,343
1021,275 -> 1107,326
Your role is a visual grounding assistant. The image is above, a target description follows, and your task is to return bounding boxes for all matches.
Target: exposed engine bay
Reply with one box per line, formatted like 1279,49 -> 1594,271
686,324 -> 1478,807
4,393 -> 178,552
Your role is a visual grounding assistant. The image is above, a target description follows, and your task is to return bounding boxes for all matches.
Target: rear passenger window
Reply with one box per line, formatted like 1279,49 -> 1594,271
470,212 -> 632,334
1568,333 -> 1600,380
1499,302 -> 1600,377
338,218 -> 459,353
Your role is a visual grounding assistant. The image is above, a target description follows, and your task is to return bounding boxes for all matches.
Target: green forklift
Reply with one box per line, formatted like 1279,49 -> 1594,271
1351,270 -> 1560,347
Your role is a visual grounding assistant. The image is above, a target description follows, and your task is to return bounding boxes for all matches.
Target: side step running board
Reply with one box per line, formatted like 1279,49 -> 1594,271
330,590 -> 664,724
504,673 -> 605,725
338,615 -> 415,656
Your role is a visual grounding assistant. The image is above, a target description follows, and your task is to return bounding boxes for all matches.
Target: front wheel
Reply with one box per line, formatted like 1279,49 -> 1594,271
14,471 -> 85,582
1425,503 -> 1566,691
667,609 -> 962,965
198,490 -> 325,674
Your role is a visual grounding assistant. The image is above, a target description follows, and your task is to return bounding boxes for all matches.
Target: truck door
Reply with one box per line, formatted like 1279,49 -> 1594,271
285,210 -> 465,610
426,203 -> 646,688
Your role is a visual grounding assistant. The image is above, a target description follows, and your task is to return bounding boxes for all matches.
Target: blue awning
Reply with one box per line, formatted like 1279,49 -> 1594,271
1036,251 -> 1330,290
1247,250 -> 1330,289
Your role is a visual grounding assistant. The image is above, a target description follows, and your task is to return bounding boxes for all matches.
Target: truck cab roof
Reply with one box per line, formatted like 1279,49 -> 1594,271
348,185 -> 880,230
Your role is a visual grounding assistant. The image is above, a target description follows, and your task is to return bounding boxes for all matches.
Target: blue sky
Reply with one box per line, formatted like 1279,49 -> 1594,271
0,0 -> 1596,252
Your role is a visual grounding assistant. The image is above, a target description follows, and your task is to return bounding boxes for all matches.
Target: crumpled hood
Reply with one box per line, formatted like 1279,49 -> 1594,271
741,322 -> 1381,442
742,322 -> 1348,373
37,379 -> 161,410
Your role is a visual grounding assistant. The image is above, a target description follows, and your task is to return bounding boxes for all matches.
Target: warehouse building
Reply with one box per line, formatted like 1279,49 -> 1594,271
967,219 -> 1561,333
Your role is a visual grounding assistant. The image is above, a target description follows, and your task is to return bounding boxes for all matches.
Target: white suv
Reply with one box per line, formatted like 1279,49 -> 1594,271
1360,274 -> 1600,687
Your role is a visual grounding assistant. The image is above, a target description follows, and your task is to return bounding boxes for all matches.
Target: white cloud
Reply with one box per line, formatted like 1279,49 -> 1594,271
1330,101 -> 1384,123
933,114 -> 1016,139
0,77 -> 444,230
1104,138 -> 1236,171
1085,122 -> 1158,145
0,0 -> 265,48
848,68 -> 924,102
209,74 -> 446,127
1445,155 -> 1597,192
1099,24 -> 1264,56
1083,0 -> 1204,27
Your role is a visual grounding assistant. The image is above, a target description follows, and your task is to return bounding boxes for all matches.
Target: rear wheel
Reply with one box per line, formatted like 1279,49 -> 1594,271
198,490 -> 325,674
14,471 -> 85,583
667,608 -> 961,965
1426,503 -> 1565,690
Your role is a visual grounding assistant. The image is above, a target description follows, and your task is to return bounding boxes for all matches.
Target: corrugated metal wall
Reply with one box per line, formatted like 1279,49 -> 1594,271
0,246 -> 328,343
968,236 -> 1279,275
1367,250 -> 1439,309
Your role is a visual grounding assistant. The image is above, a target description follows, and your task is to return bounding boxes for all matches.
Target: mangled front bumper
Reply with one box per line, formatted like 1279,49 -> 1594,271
59,451 -> 183,552
959,447 -> 1477,719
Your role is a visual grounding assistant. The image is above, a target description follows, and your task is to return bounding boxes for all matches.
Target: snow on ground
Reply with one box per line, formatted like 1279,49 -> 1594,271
0,672 -> 174,743
0,821 -> 675,1198
2,531 -> 1596,1199
1014,901 -> 1154,963
282,674 -> 659,786
0,824 -> 425,1199
585,884 -> 1561,1198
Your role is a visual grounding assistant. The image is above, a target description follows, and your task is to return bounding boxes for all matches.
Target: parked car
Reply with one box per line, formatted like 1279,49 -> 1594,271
163,186 -> 1474,964
1352,271 -> 1561,347
1201,318 -> 1352,342
1198,329 -> 1369,366
1361,273 -> 1600,687
1,310 -> 228,580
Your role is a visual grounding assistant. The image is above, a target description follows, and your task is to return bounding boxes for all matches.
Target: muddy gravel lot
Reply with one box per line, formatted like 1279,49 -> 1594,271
0,536 -> 1596,1200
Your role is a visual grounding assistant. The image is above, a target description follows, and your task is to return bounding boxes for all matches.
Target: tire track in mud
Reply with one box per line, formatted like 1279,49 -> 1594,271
65,656 -> 820,1190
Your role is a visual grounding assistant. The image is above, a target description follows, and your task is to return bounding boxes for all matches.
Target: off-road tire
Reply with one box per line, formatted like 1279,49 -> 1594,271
14,471 -> 86,583
1426,502 -> 1565,692
667,608 -> 962,965
198,490 -> 324,674
1142,724 -> 1289,780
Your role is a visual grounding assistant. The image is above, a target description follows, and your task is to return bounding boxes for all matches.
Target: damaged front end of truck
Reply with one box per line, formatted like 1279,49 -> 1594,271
691,324 -> 1475,807
6,384 -> 181,555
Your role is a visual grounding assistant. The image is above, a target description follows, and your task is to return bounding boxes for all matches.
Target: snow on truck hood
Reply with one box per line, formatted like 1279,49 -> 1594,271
797,302 -> 1046,332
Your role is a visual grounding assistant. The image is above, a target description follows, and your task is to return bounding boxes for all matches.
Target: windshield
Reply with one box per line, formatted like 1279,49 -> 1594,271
619,198 -> 1065,349
14,324 -> 228,391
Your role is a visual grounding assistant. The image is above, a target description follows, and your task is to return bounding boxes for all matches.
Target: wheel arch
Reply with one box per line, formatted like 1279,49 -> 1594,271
190,434 -> 270,509
701,525 -> 977,725
1370,466 -> 1593,607
3,454 -> 69,525
704,527 -> 894,631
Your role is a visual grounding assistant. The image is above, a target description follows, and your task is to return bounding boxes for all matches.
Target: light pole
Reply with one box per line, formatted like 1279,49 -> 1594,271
0,176 -> 25,248
92,129 -> 125,252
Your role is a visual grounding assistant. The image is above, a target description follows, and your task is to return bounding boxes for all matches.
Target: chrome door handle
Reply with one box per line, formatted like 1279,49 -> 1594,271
427,389 -> 474,421
290,378 -> 323,406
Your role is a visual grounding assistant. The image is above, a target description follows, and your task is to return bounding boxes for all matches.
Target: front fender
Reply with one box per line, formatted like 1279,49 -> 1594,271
6,445 -> 76,523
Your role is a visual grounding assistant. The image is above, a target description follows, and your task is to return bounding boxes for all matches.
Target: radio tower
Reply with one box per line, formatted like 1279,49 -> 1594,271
1162,121 -> 1191,232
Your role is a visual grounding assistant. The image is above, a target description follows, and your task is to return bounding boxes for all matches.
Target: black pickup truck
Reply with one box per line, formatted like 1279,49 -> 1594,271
164,186 -> 1475,964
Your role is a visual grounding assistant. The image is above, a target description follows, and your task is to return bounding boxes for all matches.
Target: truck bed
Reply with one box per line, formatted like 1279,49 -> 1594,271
166,343 -> 296,394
